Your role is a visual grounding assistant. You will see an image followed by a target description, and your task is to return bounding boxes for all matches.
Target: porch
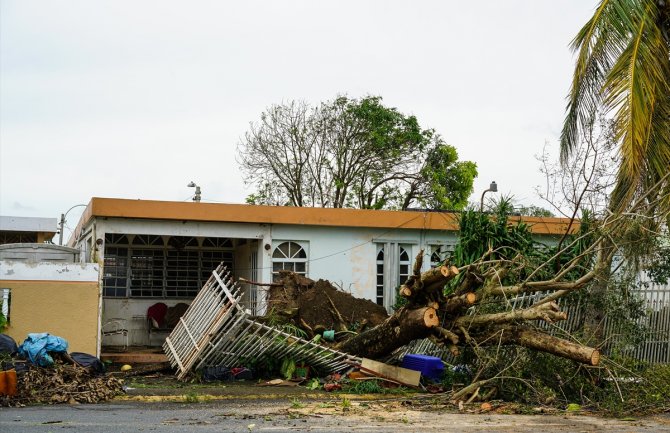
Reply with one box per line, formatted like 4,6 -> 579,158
100,233 -> 263,350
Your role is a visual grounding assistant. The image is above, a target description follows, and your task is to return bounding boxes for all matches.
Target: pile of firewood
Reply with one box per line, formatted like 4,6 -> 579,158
0,360 -> 124,406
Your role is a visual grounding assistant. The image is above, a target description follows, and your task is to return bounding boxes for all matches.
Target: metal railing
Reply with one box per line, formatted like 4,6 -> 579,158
163,264 -> 361,379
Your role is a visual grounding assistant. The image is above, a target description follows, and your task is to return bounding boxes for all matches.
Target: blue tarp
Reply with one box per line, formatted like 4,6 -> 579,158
18,333 -> 69,367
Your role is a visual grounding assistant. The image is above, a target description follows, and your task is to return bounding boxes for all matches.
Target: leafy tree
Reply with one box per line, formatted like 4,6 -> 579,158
561,0 -> 670,214
238,96 -> 477,210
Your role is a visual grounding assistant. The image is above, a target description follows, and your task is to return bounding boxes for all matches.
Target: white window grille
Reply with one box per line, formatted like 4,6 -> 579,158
272,241 -> 307,282
1,288 -> 9,322
103,234 -> 234,298
376,244 -> 411,310
429,244 -> 454,268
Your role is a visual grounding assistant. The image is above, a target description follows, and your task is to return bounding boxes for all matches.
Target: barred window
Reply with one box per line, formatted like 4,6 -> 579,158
103,234 -> 234,298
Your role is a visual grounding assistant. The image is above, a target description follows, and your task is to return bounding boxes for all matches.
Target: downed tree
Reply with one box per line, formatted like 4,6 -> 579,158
337,248 -> 601,365
261,179 -> 669,372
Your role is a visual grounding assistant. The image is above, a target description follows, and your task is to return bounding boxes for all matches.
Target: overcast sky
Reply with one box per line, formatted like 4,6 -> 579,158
0,1 -> 597,238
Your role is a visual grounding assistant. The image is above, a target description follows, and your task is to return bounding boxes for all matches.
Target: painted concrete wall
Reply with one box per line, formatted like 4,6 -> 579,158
76,216 -> 460,344
0,261 -> 101,355
102,298 -> 192,347
267,224 -> 458,302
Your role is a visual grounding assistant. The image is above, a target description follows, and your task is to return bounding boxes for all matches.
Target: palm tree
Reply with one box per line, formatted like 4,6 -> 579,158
561,0 -> 670,213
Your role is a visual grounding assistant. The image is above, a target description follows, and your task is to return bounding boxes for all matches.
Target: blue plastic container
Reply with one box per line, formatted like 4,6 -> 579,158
401,354 -> 444,381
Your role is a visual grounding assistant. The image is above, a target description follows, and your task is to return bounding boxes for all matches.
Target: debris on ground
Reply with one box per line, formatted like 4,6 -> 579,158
0,359 -> 124,406
1,333 -> 124,406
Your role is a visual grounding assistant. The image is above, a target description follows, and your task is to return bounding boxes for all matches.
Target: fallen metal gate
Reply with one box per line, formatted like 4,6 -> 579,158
164,265 -> 361,379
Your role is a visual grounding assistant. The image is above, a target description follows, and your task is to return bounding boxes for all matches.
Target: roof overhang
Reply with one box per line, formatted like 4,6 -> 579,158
71,197 -> 578,241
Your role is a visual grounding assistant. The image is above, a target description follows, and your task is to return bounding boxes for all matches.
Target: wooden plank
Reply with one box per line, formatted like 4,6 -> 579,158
101,353 -> 168,364
360,358 -> 421,387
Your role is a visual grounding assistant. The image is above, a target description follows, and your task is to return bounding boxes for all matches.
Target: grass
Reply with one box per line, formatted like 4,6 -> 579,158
183,391 -> 200,403
344,379 -> 415,395
289,398 -> 304,409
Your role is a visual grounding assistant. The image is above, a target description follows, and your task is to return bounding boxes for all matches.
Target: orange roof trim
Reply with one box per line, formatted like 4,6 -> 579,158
74,197 -> 578,237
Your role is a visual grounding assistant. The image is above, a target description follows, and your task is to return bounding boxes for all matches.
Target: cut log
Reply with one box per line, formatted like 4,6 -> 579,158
443,292 -> 476,315
400,265 -> 460,303
455,302 -> 567,327
338,306 -> 438,359
508,327 -> 600,366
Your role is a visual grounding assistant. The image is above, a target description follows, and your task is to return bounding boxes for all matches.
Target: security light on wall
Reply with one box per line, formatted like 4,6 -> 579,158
187,181 -> 202,203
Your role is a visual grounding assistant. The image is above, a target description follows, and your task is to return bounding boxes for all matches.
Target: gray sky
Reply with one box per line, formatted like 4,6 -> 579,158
0,1 -> 596,238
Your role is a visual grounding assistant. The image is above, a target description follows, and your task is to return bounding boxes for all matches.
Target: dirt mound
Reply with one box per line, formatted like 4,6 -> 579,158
266,271 -> 388,335
299,280 -> 388,332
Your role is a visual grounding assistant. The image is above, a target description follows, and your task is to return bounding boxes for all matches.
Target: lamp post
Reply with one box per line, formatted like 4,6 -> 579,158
479,181 -> 498,212
187,181 -> 201,202
59,204 -> 87,245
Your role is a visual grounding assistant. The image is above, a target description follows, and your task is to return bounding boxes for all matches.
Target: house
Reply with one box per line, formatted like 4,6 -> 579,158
0,215 -> 58,245
69,197 -> 574,350
0,217 -> 101,356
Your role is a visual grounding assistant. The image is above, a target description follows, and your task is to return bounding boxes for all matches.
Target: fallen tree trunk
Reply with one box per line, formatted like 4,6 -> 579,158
338,306 -> 438,359
336,249 -> 600,366
509,327 -> 600,366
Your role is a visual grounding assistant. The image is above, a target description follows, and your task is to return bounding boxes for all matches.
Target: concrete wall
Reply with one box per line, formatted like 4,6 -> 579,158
267,224 -> 458,303
101,298 -> 192,347
0,261 -> 101,355
0,244 -> 80,263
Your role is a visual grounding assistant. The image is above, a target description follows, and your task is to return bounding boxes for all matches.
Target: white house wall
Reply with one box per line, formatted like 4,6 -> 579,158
268,224 -> 458,302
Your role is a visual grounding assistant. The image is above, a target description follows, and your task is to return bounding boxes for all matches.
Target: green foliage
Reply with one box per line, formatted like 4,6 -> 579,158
561,0 -> 670,214
646,244 -> 670,285
183,391 -> 201,403
515,205 -> 554,217
479,347 -> 670,416
289,397 -> 304,409
451,196 -> 538,267
280,358 -> 296,381
0,309 -> 6,333
238,95 -> 477,210
305,378 -> 321,390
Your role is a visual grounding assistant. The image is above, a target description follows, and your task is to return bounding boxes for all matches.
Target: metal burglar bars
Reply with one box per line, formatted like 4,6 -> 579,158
163,264 -> 243,379
164,264 -> 361,380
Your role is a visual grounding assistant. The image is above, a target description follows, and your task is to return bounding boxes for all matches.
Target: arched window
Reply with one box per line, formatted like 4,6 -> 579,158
429,244 -> 454,268
272,241 -> 307,281
376,248 -> 385,306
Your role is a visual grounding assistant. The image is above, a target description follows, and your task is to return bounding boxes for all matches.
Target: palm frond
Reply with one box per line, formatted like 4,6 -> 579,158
562,0 -> 670,213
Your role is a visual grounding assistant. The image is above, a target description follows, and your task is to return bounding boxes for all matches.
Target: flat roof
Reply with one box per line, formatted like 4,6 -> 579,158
72,197 -> 578,237
0,216 -> 58,234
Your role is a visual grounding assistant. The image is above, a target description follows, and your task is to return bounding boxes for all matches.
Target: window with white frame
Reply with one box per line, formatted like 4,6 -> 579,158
272,241 -> 307,282
375,244 -> 411,309
429,244 -> 454,268
1,288 -> 9,323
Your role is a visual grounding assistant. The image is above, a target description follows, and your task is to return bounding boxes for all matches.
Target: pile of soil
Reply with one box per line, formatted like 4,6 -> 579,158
266,271 -> 388,335
299,280 -> 388,332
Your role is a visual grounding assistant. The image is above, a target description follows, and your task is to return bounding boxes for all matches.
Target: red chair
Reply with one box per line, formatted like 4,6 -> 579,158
146,302 -> 169,341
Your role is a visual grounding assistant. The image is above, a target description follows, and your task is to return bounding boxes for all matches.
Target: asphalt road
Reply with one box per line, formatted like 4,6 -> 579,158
2,399 -> 670,433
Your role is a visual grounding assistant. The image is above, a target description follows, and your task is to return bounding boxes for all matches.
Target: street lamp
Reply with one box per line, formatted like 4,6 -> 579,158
187,181 -> 201,202
479,181 -> 498,212
59,204 -> 87,245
